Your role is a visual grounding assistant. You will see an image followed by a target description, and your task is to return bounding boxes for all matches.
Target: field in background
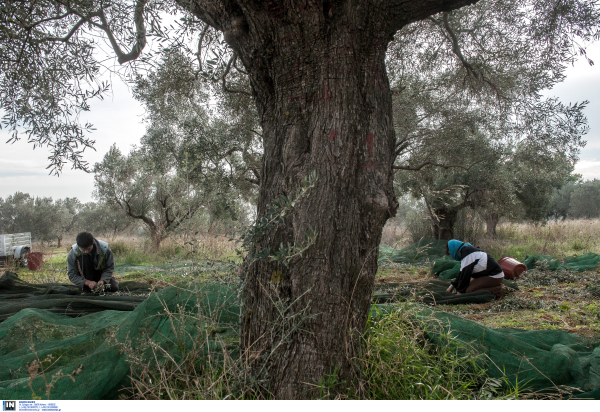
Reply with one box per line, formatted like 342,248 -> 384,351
382,218 -> 600,260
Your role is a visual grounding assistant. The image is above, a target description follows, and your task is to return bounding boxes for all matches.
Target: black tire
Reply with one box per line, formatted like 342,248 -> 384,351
19,247 -> 30,268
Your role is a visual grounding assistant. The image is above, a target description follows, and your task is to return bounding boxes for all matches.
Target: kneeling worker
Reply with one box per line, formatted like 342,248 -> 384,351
445,239 -> 504,298
67,231 -> 119,293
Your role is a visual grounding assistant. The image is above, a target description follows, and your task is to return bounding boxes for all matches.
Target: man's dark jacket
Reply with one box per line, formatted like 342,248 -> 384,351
67,238 -> 115,288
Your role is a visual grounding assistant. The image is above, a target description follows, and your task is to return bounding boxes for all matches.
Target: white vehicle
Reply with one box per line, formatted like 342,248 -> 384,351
0,232 -> 32,267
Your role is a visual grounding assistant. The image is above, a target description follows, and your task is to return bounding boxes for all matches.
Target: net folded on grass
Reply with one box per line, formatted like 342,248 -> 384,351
0,272 -> 154,322
522,253 -> 600,272
0,280 -> 240,400
371,304 -> 600,399
0,276 -> 598,399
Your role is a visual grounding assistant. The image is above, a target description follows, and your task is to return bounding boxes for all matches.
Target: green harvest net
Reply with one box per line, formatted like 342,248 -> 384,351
379,239 -> 448,265
0,272 -> 154,322
0,275 -> 240,400
373,279 -> 519,305
112,260 -> 234,276
370,303 -> 600,399
0,275 -> 598,399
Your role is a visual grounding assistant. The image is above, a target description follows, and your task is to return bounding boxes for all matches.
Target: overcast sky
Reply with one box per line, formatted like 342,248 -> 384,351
1,44 -> 599,203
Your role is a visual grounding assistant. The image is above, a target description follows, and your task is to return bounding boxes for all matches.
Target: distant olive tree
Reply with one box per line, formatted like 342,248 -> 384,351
0,192 -> 34,234
0,193 -> 82,246
569,179 -> 600,219
76,201 -> 135,240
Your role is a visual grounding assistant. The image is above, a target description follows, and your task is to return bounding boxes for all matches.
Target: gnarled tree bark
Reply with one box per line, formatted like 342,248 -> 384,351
431,206 -> 459,240
178,0 -> 479,399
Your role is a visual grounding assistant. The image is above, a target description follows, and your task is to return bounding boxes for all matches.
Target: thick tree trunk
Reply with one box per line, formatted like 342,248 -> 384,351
432,207 -> 457,240
485,212 -> 499,237
236,13 -> 397,398
183,0 -> 480,399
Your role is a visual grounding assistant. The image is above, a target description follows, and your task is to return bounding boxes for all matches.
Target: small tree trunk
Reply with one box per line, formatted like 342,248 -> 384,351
149,229 -> 163,251
432,208 -> 457,240
485,212 -> 499,237
57,236 -> 62,248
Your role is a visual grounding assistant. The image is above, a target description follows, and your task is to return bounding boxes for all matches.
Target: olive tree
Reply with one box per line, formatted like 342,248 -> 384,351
389,0 -> 593,239
3,0 -> 600,398
74,201 -> 133,239
569,179 -> 600,219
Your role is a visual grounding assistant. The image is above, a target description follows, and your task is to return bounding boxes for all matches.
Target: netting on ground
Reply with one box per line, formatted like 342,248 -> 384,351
371,303 -> 600,399
1,276 -> 597,399
113,260 -> 234,276
1,241 -> 599,400
379,239 -> 448,265
0,272 -> 154,322
0,278 -> 239,399
373,279 -> 519,305
522,253 -> 600,272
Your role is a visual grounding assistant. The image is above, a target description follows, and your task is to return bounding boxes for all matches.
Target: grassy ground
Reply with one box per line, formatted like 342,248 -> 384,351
1,219 -> 599,399
377,219 -> 600,339
6,220 -> 600,340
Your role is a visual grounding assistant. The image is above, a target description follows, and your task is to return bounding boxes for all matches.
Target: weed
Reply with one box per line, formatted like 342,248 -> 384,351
26,345 -> 83,400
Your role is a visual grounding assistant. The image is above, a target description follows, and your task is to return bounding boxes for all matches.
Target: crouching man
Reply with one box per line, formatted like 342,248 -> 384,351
67,231 -> 119,293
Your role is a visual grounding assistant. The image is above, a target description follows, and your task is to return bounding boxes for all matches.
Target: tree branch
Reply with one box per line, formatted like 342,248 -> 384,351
245,177 -> 259,186
441,12 -> 503,97
97,0 -> 148,65
38,16 -> 88,43
393,159 -> 483,172
195,23 -> 209,73
382,0 -> 480,33
221,52 -> 252,97
174,0 -> 241,32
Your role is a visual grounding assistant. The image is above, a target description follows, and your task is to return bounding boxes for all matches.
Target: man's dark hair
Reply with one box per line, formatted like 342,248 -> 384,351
76,232 -> 94,248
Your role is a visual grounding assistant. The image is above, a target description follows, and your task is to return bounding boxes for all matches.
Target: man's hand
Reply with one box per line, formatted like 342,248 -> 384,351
85,280 -> 97,289
446,284 -> 455,293
98,280 -> 104,286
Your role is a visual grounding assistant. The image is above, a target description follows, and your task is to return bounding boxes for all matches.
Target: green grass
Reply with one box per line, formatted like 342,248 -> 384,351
354,306 -> 490,399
